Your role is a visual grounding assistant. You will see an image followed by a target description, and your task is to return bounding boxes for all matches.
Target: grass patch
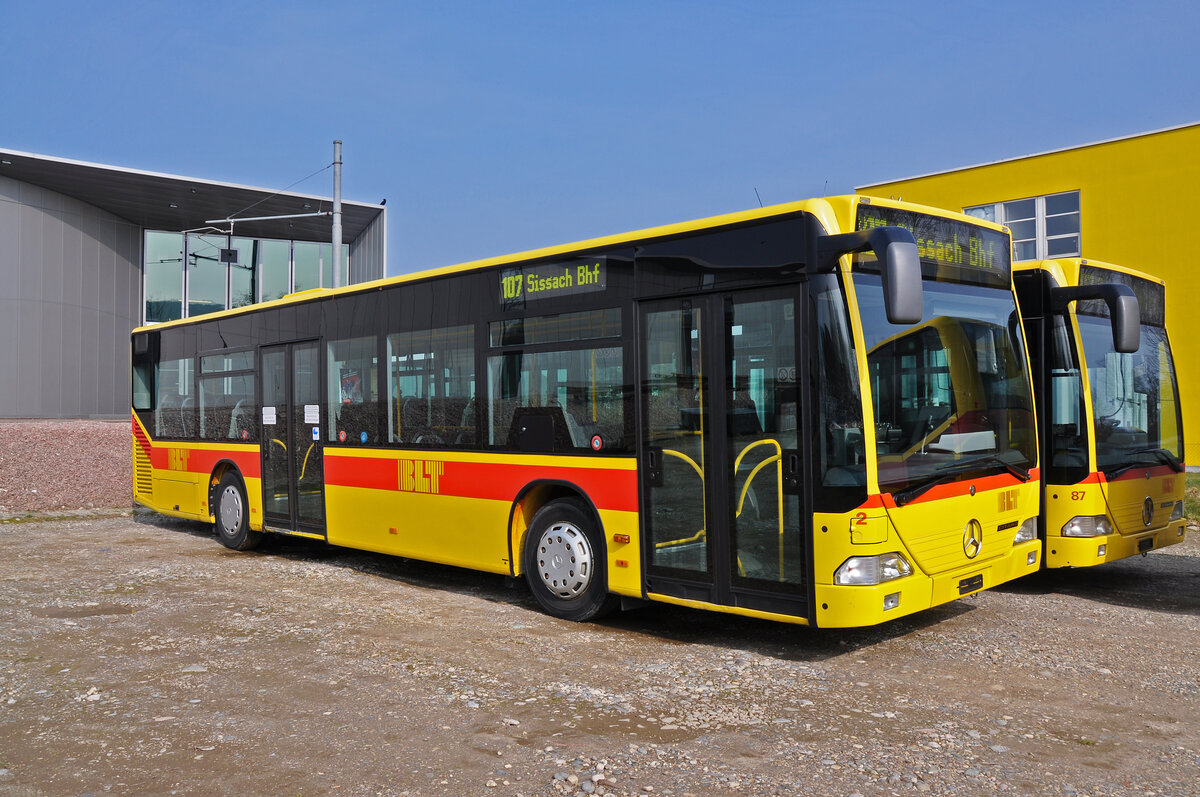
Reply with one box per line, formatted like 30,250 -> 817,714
0,509 -> 131,525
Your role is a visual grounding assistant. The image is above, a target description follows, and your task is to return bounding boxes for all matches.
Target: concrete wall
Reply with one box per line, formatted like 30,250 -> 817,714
859,124 -> 1200,465
0,175 -> 141,418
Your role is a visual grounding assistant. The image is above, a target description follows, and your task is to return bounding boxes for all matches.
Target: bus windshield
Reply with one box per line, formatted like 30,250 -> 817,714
1076,316 -> 1183,474
855,275 -> 1037,496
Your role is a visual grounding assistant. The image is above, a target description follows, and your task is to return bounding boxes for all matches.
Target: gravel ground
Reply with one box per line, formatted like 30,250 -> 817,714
1,511 -> 1197,796
0,423 -> 1197,794
0,420 -> 131,515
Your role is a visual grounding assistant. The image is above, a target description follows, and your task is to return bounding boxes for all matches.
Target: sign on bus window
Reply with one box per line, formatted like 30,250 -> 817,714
500,257 -> 607,310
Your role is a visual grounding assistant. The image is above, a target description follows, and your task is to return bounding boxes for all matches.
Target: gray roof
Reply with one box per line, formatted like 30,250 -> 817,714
0,147 -> 384,242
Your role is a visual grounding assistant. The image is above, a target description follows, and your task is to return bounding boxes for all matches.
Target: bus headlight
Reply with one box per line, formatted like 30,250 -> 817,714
834,553 -> 913,586
1013,517 -> 1038,545
1169,501 -> 1184,522
1061,515 -> 1113,538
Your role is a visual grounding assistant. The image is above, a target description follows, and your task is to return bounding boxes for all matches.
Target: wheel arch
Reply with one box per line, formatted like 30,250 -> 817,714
507,479 -> 604,578
207,459 -> 245,523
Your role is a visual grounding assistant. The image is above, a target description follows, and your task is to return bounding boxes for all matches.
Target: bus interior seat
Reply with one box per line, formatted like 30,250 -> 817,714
336,402 -> 376,443
400,398 -> 428,443
180,396 -> 196,438
729,393 -> 762,435
562,407 -> 589,448
156,395 -> 181,438
228,399 -> 255,440
909,404 -> 951,447
454,397 -> 477,445
508,406 -> 573,452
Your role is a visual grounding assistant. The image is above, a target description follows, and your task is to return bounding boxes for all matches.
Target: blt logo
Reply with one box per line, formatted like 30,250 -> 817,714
167,448 -> 190,472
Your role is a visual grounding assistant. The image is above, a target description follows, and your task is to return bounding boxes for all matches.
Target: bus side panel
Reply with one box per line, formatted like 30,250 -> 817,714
326,485 -> 513,572
323,450 -> 640,580
597,509 -> 641,598
132,414 -> 264,525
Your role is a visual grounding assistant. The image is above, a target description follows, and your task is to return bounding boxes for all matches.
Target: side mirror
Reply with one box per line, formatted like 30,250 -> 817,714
1052,283 -> 1140,353
816,225 -> 923,325
871,227 -> 923,325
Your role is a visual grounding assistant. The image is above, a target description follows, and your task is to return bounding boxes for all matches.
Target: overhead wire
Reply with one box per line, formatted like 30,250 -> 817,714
223,161 -> 334,222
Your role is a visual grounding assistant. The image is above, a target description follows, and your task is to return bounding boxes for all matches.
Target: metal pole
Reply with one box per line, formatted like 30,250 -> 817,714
332,140 -> 343,288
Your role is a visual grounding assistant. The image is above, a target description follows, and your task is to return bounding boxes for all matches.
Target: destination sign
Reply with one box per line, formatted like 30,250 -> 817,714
1080,265 -> 1165,327
855,204 -> 1010,287
500,257 -> 607,310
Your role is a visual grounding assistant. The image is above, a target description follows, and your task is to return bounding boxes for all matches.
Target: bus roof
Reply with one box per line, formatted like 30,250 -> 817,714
1015,258 -> 1165,288
134,195 -> 1006,334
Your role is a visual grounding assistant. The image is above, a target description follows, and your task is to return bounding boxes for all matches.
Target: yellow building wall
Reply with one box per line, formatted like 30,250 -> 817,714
859,123 -> 1200,466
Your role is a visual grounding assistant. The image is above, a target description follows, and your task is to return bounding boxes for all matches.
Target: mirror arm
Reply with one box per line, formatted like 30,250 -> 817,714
1051,283 -> 1140,353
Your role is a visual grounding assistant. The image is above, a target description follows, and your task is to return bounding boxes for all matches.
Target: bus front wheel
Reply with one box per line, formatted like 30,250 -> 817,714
214,471 -> 262,551
523,499 -> 618,622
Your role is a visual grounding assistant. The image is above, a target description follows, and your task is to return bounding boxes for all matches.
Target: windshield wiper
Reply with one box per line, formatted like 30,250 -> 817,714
1106,448 -> 1185,478
891,470 -> 962,507
891,455 -> 1030,507
960,454 -> 1032,483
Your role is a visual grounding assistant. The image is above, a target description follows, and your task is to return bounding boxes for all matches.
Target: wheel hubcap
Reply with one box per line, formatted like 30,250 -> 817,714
536,521 -> 593,599
220,485 -> 242,535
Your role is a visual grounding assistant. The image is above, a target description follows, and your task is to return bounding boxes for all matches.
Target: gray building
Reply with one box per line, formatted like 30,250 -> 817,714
0,148 -> 386,419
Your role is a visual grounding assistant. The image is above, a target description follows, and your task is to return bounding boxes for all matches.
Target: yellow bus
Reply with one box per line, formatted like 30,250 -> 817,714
131,196 -> 1041,628
1014,258 -> 1186,567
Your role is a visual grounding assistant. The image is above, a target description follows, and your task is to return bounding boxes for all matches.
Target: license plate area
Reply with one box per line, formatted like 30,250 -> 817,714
958,574 -> 984,595
1138,536 -> 1154,553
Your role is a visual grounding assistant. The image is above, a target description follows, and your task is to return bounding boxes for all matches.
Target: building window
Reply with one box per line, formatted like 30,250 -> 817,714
144,231 -> 184,323
259,239 -> 292,303
964,191 -> 1080,261
142,232 -> 350,323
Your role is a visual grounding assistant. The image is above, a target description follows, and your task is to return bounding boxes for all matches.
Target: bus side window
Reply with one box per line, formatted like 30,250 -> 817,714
155,357 -> 194,440
387,325 -> 476,448
328,335 -> 381,445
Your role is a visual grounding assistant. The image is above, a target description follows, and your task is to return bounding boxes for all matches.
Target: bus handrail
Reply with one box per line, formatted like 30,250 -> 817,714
654,441 -> 787,582
733,438 -> 786,581
662,447 -> 703,478
653,448 -> 705,550
271,438 -> 317,482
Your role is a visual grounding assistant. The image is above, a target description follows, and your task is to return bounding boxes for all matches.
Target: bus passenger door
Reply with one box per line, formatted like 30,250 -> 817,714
260,341 -> 327,535
640,291 -> 809,618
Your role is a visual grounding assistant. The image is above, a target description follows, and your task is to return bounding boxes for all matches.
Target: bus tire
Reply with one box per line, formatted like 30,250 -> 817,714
214,471 -> 262,551
523,499 -> 618,622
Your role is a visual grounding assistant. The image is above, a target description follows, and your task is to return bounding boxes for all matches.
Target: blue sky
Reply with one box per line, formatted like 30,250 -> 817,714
2,1 -> 1197,275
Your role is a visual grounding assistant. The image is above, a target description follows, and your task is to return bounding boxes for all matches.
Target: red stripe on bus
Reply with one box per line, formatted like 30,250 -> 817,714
1101,464 -> 1180,483
147,444 -> 262,479
323,454 -> 398,492
882,467 -> 1041,508
858,494 -> 887,509
132,414 -> 153,459
324,455 -> 639,513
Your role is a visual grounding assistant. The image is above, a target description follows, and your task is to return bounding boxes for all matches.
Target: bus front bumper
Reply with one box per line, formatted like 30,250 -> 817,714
1045,521 -> 1187,568
813,540 -> 1041,628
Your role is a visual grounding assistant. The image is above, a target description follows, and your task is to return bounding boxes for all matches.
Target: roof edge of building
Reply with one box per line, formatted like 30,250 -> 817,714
855,120 -> 1200,190
0,145 -> 383,209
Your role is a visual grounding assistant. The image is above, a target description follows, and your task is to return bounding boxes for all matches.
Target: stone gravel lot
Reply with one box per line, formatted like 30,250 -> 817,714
1,511 -> 1198,797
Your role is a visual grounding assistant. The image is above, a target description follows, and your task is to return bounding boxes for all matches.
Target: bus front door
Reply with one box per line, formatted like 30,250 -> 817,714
260,341 -> 327,535
639,291 -> 810,619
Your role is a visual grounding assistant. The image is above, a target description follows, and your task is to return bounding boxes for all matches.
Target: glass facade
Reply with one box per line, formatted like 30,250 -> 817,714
144,231 -> 184,323
142,231 -> 350,323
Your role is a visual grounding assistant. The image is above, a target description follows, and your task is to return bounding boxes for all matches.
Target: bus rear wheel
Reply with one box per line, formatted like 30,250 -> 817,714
214,471 -> 262,551
523,499 -> 618,622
